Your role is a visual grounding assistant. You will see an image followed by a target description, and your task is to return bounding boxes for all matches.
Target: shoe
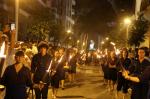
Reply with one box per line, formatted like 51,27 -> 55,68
61,87 -> 65,90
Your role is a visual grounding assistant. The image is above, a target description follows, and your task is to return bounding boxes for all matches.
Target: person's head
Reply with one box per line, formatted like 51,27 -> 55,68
122,50 -> 128,58
128,52 -> 134,59
54,50 -> 59,58
110,51 -> 116,58
59,48 -> 64,56
138,47 -> 146,60
15,51 -> 25,64
38,41 -> 49,55
1,34 -> 8,42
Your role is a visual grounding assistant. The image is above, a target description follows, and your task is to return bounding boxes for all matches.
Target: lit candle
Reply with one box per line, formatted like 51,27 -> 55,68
68,55 -> 73,62
46,60 -> 53,72
58,55 -> 64,63
0,42 -> 6,58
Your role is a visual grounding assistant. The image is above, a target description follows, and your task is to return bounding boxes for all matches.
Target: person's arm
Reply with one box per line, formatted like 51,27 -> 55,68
0,67 -> 9,86
25,68 -> 33,87
123,67 -> 150,83
124,73 -> 140,82
30,55 -> 37,81
9,30 -> 16,50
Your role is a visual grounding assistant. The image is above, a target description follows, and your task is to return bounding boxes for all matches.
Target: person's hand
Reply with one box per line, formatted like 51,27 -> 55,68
39,81 -> 45,90
122,70 -> 129,78
10,29 -> 16,35
0,85 -> 5,92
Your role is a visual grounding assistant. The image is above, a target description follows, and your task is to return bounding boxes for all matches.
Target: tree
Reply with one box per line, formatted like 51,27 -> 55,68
25,7 -> 62,42
128,15 -> 149,48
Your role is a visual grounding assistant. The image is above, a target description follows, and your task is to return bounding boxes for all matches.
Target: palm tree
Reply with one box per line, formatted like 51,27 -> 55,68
128,14 -> 149,48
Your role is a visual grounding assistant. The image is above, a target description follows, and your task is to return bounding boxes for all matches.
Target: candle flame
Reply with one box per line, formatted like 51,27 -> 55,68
0,42 -> 6,58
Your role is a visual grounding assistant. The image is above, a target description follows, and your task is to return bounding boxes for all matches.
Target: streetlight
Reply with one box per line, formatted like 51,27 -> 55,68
124,18 -> 131,48
124,18 -> 131,25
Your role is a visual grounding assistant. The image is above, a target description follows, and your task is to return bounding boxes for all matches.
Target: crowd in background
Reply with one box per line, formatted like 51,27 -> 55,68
0,27 -> 150,99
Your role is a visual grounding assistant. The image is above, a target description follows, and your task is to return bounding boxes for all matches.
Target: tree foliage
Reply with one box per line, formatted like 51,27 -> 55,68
128,15 -> 149,47
26,7 -> 62,42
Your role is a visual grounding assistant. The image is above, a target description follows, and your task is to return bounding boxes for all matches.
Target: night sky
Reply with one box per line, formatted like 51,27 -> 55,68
75,0 -> 135,36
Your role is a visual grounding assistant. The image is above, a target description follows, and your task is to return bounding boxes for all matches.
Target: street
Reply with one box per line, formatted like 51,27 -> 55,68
45,65 -> 131,99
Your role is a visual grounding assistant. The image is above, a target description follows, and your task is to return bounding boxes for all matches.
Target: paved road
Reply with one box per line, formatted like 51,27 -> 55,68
28,65 -> 131,99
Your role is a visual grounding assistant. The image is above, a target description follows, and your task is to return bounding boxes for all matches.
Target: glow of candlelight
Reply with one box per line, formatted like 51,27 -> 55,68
58,55 -> 64,63
68,55 -> 73,62
69,55 -> 72,60
0,42 -> 6,58
46,60 -> 52,72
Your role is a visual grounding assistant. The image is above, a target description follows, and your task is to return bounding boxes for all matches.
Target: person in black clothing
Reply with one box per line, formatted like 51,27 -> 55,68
68,52 -> 78,83
123,66 -> 150,99
31,41 -> 51,99
58,48 -> 66,90
107,51 -> 118,91
116,50 -> 131,99
100,56 -> 109,85
50,50 -> 61,99
123,47 -> 150,99
0,51 -> 33,99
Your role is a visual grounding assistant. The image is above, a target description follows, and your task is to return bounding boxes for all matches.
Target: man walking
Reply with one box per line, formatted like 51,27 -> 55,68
31,41 -> 52,99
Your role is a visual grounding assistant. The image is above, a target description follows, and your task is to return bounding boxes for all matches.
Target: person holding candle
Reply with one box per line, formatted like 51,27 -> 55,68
68,51 -> 78,84
58,48 -> 66,90
0,26 -> 17,98
31,41 -> 52,99
123,47 -> 150,99
50,50 -> 62,98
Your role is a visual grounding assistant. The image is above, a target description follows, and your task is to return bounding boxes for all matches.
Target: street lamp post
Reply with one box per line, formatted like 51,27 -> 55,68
101,41 -> 104,50
124,18 -> 131,48
15,0 -> 19,41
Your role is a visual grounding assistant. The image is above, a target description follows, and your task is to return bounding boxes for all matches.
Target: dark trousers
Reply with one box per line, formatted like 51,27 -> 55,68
131,84 -> 148,99
117,72 -> 129,93
34,85 -> 49,99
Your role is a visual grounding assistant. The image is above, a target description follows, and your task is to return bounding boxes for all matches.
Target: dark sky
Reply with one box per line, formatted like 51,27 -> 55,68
75,0 -> 135,36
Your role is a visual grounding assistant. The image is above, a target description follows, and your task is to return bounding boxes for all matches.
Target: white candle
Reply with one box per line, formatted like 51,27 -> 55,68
0,42 -> 6,58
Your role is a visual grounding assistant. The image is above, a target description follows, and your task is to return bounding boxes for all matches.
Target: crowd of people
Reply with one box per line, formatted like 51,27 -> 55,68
0,26 -> 150,99
0,27 -> 81,99
100,47 -> 150,99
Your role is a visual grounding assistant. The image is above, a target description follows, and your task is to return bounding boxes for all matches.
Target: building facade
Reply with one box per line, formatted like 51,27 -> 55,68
51,0 -> 75,32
